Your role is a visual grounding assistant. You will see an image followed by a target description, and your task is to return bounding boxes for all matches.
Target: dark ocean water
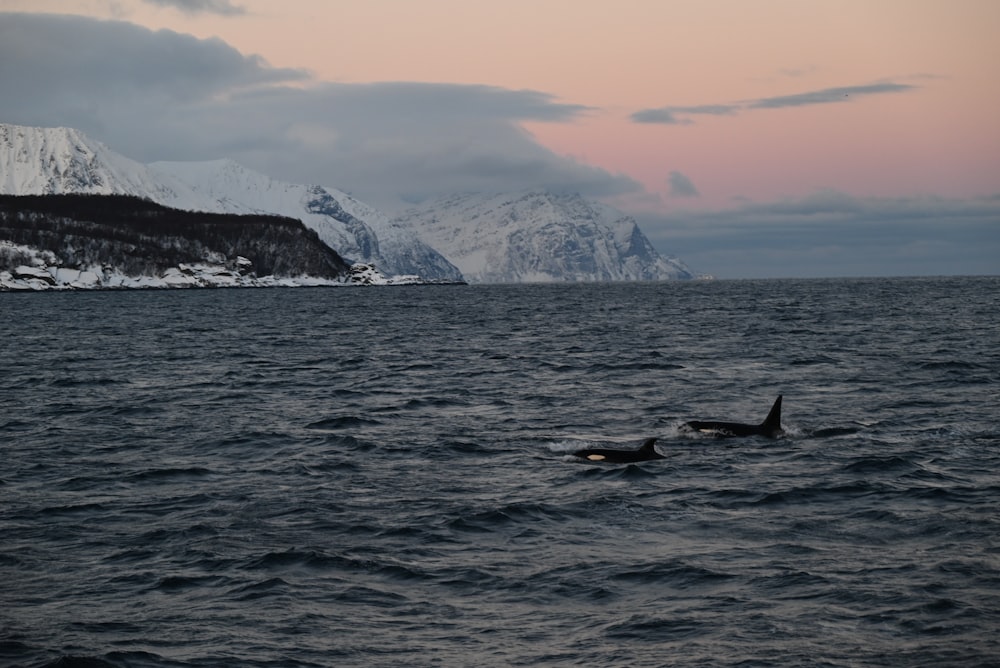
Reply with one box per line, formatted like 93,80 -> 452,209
1,277 -> 999,668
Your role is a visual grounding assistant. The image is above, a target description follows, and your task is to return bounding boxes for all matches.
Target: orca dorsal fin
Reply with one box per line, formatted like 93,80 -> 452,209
760,395 -> 783,435
639,438 -> 658,452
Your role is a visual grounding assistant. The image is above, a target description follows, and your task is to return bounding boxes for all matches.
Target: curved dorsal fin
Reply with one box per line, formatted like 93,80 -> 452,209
760,395 -> 782,434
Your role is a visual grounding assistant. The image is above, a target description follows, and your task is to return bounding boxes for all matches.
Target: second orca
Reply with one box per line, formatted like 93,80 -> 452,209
683,395 -> 784,438
573,438 -> 665,463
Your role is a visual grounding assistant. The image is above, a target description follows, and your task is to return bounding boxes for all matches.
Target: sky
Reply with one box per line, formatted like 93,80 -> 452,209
1,0 -> 998,278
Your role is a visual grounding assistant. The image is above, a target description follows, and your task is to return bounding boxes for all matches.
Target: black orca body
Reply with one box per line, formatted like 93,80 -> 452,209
684,395 -> 784,438
573,438 -> 664,463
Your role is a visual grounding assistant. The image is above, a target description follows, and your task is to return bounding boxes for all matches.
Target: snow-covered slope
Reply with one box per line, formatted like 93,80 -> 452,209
0,123 -> 195,202
149,159 -> 463,282
393,191 -> 694,283
0,123 -> 461,281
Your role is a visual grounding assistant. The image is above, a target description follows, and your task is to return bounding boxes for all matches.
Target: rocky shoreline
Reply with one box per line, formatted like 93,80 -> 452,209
0,254 -> 459,291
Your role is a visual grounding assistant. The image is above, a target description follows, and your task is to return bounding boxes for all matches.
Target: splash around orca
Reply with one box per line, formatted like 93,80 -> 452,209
683,395 -> 784,438
572,437 -> 665,463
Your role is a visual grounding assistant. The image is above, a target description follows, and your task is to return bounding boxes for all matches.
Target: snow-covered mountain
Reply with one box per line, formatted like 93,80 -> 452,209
148,160 -> 463,282
0,123 -> 462,281
1,123 -> 694,284
392,191 -> 694,283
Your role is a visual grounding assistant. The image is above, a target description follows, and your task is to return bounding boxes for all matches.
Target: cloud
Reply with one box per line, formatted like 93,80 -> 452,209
750,82 -> 915,109
0,13 -> 306,104
631,104 -> 737,125
636,191 -> 1000,278
632,81 -> 916,125
629,109 -> 687,125
141,0 -> 247,15
668,171 -> 699,198
0,12 -> 640,208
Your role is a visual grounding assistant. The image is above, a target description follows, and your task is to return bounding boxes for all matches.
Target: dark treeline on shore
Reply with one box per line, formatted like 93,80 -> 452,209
0,194 -> 350,278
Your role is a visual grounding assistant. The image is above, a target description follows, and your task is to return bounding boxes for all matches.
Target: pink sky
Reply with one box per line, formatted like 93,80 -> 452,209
8,0 -> 999,211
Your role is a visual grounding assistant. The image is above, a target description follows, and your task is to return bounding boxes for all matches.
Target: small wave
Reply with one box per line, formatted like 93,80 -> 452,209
0,640 -> 37,667
842,456 -> 915,473
611,560 -> 735,588
396,396 -> 470,411
56,475 -> 114,491
753,482 -> 878,506
849,507 -> 904,523
39,501 -> 108,516
811,426 -> 863,437
305,415 -> 381,431
906,486 -> 978,503
707,482 -> 880,508
789,355 -> 841,366
228,577 -> 290,601
248,546 -> 440,584
241,548 -> 385,576
0,418 -> 35,431
135,523 -> 220,546
401,361 -> 438,372
296,460 -> 361,474
68,621 -> 145,634
750,569 -> 833,596
573,464 -> 662,479
604,614 -> 706,641
109,404 -> 164,417
448,501 -> 568,533
153,574 -> 223,593
438,439 -> 493,455
39,657 -> 120,668
48,376 -> 122,388
318,434 -> 371,451
586,361 -> 686,373
918,360 -> 985,371
126,466 -> 214,482
334,584 -> 409,607
68,651 -> 170,668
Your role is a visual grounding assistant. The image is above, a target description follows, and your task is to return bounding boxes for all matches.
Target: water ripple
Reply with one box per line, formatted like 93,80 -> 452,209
2,278 -> 999,667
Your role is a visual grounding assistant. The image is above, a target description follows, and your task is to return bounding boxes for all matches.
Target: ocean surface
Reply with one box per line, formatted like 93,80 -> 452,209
1,277 -> 998,668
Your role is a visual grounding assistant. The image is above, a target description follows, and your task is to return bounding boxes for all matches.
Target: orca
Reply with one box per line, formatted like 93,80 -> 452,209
683,395 -> 784,438
573,438 -> 665,463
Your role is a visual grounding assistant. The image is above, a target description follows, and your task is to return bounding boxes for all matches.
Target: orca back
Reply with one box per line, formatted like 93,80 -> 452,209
573,438 -> 663,463
684,395 -> 784,438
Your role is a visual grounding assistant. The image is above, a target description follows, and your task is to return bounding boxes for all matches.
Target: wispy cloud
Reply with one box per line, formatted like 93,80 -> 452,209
750,82 -> 915,109
141,0 -> 247,16
632,81 -> 916,125
631,104 -> 737,125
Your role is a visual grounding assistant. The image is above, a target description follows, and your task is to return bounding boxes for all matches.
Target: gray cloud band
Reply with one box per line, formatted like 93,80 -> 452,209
0,12 -> 640,207
632,82 -> 916,124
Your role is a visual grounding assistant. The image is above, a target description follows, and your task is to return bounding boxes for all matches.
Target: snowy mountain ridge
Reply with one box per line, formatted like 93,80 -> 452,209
0,123 -> 190,201
393,191 -> 694,283
0,123 -> 461,281
1,123 -> 693,283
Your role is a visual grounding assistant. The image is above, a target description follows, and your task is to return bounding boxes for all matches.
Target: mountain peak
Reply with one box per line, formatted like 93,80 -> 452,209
0,122 -> 186,200
393,190 -> 693,283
